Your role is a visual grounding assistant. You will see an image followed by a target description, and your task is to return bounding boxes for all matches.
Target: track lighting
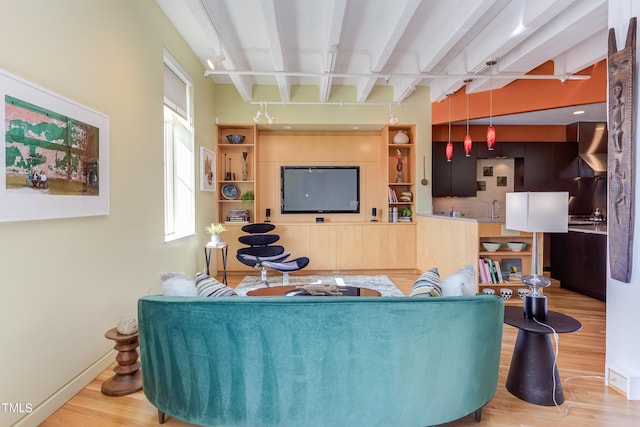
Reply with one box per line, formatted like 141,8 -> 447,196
207,54 -> 226,70
252,102 -> 275,124
389,103 -> 398,124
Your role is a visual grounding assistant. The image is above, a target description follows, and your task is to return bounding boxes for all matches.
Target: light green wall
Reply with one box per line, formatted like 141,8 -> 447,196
0,1 -> 217,425
214,84 -> 433,214
0,1 -> 433,425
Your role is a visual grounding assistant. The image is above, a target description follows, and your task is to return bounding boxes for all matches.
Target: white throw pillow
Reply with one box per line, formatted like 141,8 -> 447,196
441,265 -> 476,296
160,272 -> 198,296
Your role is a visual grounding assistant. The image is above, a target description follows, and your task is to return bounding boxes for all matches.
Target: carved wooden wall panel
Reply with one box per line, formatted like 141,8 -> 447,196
608,17 -> 636,283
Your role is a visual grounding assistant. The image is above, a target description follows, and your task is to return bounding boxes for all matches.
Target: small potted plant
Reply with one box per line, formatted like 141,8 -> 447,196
399,207 -> 412,222
240,190 -> 254,209
205,222 -> 227,244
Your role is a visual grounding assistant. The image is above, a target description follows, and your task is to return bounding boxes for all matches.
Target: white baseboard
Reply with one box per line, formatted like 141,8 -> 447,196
11,350 -> 116,427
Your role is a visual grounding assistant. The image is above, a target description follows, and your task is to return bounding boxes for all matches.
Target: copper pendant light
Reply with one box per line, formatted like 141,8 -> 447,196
463,79 -> 472,157
486,60 -> 497,150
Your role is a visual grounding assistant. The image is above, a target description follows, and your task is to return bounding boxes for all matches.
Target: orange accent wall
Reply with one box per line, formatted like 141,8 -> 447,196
432,124 -> 568,142
432,60 -> 607,125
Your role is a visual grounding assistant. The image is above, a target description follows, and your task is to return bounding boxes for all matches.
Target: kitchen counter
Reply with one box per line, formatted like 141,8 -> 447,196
567,224 -> 607,235
419,214 -> 504,223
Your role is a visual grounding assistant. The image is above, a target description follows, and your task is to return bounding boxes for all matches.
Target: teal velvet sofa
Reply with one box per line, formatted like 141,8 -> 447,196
138,295 -> 504,427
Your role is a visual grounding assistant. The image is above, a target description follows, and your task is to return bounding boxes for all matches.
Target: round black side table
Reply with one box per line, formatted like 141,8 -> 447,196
504,306 -> 582,406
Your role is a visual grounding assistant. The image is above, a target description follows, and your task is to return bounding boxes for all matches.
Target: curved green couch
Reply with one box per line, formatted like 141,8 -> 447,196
138,295 -> 504,427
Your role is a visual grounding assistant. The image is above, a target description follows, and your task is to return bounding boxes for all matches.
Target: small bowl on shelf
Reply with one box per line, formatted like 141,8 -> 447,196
482,242 -> 502,252
506,241 -> 527,252
226,134 -> 246,144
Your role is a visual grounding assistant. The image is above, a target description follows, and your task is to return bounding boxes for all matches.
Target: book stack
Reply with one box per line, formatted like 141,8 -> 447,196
388,187 -> 398,202
478,258 -> 504,284
226,209 -> 250,223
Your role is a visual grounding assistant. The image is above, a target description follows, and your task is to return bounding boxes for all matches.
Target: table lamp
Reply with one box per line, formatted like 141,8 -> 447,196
506,192 -> 568,321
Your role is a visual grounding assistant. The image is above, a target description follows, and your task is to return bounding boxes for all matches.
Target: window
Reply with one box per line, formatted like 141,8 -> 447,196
163,50 -> 195,241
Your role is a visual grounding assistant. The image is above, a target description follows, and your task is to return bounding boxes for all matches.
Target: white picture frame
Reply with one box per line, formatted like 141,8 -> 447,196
1,69 -> 109,222
200,146 -> 215,191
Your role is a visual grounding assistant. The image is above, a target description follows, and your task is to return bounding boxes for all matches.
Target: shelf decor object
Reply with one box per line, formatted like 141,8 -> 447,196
506,192 -> 568,321
221,184 -> 239,200
392,130 -> 409,144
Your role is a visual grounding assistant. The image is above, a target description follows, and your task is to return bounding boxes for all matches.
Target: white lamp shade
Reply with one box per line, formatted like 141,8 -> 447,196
506,192 -> 569,233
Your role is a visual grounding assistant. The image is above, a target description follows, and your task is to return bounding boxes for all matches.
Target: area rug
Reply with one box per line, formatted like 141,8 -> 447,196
235,275 -> 405,297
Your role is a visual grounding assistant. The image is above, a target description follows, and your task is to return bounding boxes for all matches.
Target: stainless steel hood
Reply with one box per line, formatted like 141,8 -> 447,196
567,122 -> 608,176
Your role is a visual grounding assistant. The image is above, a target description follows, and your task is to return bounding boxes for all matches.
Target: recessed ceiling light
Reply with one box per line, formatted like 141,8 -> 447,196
283,125 -> 292,130
573,110 -> 585,115
207,59 -> 215,70
352,126 -> 359,130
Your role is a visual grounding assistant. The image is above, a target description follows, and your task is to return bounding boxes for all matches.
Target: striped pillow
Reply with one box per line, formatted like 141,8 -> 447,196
195,273 -> 237,297
410,268 -> 442,297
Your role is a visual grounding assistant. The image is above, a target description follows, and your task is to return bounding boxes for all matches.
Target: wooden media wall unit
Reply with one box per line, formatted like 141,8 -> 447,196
216,124 -> 417,272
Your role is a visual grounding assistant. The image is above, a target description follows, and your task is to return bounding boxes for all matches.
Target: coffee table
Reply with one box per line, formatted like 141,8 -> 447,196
246,285 -> 381,297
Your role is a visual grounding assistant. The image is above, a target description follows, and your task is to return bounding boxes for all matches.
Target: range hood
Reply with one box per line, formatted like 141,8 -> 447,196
567,122 -> 608,176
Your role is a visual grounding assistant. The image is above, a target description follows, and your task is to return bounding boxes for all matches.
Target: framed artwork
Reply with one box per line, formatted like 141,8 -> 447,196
200,147 -> 215,191
483,166 -> 493,176
1,69 -> 109,222
497,176 -> 507,186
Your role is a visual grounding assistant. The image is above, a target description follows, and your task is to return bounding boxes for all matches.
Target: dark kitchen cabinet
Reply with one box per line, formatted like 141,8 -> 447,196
476,142 -> 524,158
550,231 -> 606,301
432,142 -> 477,197
522,142 -> 578,191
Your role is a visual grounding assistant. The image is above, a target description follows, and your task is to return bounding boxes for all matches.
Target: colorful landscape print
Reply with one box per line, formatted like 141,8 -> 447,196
5,95 -> 99,195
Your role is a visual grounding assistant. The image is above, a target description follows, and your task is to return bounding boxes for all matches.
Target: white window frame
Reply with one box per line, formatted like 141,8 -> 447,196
163,50 -> 195,242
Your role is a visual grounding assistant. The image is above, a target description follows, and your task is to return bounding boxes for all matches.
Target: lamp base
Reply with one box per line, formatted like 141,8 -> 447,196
523,294 -> 547,321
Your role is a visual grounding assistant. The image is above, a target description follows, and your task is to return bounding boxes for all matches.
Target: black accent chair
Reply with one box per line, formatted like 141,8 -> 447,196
236,223 -> 290,285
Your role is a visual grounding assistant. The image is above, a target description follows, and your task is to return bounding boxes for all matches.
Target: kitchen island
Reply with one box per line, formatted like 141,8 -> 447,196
416,214 -> 541,292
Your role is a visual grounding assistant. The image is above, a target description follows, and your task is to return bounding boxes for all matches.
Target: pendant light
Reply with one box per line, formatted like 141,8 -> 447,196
446,93 -> 453,162
486,60 -> 497,150
463,79 -> 472,157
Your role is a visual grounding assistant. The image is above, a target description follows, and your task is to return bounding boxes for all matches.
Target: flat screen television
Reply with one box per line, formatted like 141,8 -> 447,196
281,166 -> 360,214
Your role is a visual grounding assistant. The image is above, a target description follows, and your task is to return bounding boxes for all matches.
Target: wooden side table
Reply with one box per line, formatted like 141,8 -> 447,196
504,306 -> 581,406
101,327 -> 143,396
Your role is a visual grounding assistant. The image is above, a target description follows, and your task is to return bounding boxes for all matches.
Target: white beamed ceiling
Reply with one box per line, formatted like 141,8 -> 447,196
157,0 -> 607,105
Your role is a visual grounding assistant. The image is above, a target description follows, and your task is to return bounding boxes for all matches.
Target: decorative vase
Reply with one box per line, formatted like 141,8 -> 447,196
210,234 -> 221,244
393,130 -> 409,144
242,151 -> 248,181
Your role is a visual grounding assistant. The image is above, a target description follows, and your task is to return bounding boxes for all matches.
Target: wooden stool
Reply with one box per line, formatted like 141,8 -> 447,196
101,327 -> 143,396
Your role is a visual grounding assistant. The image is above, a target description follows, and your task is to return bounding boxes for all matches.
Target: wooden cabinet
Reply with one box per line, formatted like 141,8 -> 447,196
223,223 -> 417,272
432,142 -> 477,197
387,125 -> 416,222
216,124 -> 257,224
477,222 -> 540,288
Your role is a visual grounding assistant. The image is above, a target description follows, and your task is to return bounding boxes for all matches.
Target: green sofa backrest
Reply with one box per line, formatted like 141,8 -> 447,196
138,295 -> 504,427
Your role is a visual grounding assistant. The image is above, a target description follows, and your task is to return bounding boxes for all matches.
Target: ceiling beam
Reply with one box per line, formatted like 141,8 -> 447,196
357,0 -> 421,102
259,0 -> 290,102
319,0 -> 347,102
194,0 -> 254,101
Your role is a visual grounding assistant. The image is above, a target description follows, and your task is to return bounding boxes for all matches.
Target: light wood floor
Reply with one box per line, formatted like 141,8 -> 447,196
42,271 -> 640,427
